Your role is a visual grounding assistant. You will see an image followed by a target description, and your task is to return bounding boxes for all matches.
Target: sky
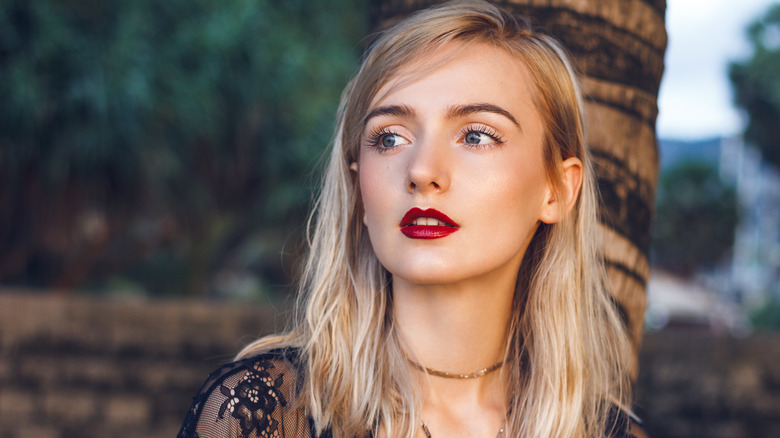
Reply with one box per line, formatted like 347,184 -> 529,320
656,0 -> 778,140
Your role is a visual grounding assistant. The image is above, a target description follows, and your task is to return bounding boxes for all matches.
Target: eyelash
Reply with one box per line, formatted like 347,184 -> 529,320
363,124 -> 506,152
364,127 -> 403,153
459,124 -> 505,149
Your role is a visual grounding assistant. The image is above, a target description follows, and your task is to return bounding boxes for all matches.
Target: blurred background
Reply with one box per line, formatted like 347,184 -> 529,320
0,0 -> 779,437
0,0 -> 366,301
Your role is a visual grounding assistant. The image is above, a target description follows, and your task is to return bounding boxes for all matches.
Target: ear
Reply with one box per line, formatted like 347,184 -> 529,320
539,157 -> 583,224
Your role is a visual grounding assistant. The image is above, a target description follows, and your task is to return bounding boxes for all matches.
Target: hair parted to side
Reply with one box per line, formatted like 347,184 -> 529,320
237,1 -> 633,437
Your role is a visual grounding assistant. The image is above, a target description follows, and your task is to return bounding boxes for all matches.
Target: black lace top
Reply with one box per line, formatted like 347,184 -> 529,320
177,348 -> 638,438
177,348 -> 319,438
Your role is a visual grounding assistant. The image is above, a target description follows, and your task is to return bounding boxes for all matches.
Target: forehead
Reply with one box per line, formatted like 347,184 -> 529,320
368,41 -> 536,113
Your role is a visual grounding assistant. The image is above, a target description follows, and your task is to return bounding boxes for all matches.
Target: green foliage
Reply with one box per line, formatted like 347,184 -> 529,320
651,161 -> 738,276
0,0 -> 366,296
751,297 -> 780,330
729,3 -> 780,169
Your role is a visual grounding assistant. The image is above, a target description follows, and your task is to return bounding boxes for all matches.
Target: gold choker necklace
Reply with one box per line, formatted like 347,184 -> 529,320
407,357 -> 505,379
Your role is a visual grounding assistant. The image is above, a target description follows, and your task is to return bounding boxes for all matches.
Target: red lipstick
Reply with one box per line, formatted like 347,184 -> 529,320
400,208 -> 459,239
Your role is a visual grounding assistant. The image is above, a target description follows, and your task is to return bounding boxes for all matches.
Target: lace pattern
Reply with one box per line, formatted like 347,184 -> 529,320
177,348 -> 640,438
178,348 -> 317,438
216,358 -> 288,437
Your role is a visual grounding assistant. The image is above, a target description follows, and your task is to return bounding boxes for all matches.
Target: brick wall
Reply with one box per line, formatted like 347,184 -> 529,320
1,291 -> 779,437
0,291 -> 281,438
636,332 -> 780,437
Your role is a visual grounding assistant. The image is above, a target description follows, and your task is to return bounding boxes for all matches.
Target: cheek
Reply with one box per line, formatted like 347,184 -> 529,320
475,161 -> 549,232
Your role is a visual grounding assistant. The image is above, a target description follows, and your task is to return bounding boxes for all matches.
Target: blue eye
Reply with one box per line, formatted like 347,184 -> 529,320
461,125 -> 504,148
365,128 -> 410,151
464,131 -> 491,145
381,133 -> 406,148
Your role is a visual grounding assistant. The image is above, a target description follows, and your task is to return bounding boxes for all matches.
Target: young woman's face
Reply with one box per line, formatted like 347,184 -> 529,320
358,42 -> 554,287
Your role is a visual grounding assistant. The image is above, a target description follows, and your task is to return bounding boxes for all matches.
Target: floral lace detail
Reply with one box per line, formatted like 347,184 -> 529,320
178,348 -> 638,438
216,359 -> 288,437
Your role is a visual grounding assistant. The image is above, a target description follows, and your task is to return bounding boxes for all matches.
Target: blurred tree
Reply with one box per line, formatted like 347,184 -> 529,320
651,161 -> 738,277
0,0 -> 366,296
730,3 -> 780,169
752,297 -> 780,330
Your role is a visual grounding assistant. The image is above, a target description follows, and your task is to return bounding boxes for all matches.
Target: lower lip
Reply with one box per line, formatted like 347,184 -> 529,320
401,226 -> 458,239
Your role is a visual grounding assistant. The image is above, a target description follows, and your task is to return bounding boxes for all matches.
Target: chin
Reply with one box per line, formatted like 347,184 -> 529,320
386,263 -> 476,286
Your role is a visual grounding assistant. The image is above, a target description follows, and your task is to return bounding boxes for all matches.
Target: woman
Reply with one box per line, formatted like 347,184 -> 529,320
178,1 -> 638,437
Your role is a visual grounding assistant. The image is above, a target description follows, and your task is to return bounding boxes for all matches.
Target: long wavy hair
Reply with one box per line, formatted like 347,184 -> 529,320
238,1 -> 633,436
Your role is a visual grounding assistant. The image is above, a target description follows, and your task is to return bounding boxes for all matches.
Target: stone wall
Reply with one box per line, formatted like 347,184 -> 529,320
0,291 -> 281,438
1,291 -> 778,438
636,332 -> 780,437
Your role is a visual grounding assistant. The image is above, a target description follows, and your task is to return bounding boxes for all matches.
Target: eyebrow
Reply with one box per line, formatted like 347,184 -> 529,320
362,102 -> 521,130
363,105 -> 416,126
447,103 -> 521,130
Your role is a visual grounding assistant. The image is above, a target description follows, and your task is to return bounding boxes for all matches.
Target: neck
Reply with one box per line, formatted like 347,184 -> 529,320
393,276 -> 515,373
392,274 -> 516,436
392,272 -> 516,402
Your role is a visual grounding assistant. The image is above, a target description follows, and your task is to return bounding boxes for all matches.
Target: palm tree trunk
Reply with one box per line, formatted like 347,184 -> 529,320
371,0 -> 667,376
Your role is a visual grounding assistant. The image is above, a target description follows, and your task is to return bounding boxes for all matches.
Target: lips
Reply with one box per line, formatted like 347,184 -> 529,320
400,208 -> 459,239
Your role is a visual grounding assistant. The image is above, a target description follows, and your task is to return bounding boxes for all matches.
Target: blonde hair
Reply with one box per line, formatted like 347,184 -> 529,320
238,1 -> 633,437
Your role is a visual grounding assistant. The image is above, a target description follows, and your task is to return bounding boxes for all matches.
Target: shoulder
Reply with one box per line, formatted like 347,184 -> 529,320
178,348 -> 312,438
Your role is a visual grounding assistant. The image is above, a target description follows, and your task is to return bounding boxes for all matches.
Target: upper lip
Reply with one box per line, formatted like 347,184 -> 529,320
400,208 -> 459,227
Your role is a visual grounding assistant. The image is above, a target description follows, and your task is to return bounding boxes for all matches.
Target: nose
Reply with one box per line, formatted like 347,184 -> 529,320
406,134 -> 451,194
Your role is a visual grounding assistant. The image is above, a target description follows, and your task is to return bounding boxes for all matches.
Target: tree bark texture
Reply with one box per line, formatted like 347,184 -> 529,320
370,0 -> 667,376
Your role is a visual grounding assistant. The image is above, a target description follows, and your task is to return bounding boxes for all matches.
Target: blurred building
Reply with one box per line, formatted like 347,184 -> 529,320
720,136 -> 780,306
646,269 -> 750,334
656,136 -> 780,318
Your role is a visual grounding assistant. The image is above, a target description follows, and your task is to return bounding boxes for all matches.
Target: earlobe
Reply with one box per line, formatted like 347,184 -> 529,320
539,157 -> 583,224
